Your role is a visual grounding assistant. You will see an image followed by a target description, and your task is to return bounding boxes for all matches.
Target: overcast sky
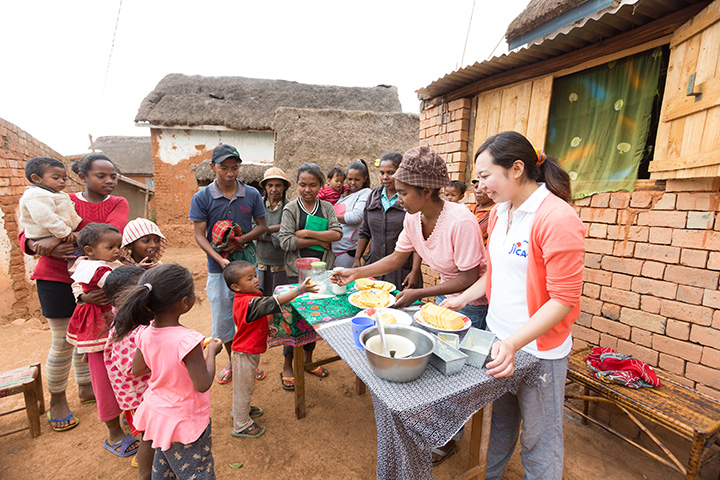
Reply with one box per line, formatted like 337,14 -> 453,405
1,0 -> 531,155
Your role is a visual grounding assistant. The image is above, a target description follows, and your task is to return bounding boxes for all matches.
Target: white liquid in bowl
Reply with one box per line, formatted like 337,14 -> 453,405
366,334 -> 416,358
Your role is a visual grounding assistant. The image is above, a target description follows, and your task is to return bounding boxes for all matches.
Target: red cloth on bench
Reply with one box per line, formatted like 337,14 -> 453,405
584,347 -> 661,389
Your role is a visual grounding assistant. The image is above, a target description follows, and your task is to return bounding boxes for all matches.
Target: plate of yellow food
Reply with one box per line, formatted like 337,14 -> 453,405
354,277 -> 396,293
348,288 -> 395,309
360,308 -> 412,326
413,303 -> 471,333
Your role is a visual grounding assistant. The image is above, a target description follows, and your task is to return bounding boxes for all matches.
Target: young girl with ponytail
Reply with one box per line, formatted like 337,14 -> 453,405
113,264 -> 223,479
441,131 -> 585,479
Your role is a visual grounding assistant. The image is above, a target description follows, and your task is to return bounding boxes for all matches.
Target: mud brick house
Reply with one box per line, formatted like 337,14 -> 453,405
135,74 -> 417,244
416,0 -> 720,398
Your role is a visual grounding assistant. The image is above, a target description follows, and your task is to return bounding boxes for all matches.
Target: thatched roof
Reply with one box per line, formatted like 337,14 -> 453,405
94,136 -> 153,176
193,160 -> 267,186
273,108 -> 419,193
506,0 -> 591,42
135,74 -> 403,131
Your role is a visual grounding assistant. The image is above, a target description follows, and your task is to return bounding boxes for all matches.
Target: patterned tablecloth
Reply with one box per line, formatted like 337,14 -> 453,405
267,282 -> 385,348
316,318 -> 541,480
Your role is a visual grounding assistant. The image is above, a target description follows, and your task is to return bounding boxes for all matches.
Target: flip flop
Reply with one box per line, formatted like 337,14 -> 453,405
217,365 -> 232,384
255,368 -> 266,381
249,406 -> 263,419
80,398 -> 96,405
104,433 -> 140,457
231,422 -> 266,439
131,456 -> 138,468
431,444 -> 457,467
47,410 -> 79,432
279,372 -> 295,391
305,366 -> 329,378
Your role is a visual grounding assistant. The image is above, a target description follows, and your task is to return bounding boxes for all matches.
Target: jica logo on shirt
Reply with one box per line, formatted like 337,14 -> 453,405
508,240 -> 529,257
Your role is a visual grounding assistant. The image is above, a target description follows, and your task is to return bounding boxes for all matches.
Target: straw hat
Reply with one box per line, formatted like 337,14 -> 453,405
393,146 -> 449,189
259,167 -> 291,190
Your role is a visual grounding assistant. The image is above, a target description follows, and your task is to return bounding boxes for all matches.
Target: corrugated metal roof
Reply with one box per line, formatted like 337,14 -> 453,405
417,0 -> 706,99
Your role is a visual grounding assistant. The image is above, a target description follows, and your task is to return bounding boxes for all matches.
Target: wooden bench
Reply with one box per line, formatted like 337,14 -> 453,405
565,348 -> 720,480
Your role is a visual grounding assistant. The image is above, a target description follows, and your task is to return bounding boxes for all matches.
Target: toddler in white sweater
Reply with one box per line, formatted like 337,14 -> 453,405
18,157 -> 82,242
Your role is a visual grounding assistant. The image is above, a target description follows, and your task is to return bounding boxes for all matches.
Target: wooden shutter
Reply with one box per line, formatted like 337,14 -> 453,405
650,0 -> 720,179
471,75 -> 553,157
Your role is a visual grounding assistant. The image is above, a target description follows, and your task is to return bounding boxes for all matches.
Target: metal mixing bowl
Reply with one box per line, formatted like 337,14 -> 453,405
360,324 -> 437,383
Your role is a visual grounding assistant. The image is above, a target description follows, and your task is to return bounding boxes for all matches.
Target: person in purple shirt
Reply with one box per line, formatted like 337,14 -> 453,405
189,144 -> 267,384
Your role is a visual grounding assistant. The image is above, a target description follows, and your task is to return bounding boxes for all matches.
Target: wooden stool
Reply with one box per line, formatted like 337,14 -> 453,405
0,362 -> 45,438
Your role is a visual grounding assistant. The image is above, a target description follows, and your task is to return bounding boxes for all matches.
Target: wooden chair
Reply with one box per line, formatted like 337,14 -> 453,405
0,362 -> 45,438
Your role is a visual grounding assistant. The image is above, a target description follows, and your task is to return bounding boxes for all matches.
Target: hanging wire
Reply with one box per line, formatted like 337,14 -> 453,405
486,34 -> 506,61
94,0 -> 124,130
460,0 -> 477,68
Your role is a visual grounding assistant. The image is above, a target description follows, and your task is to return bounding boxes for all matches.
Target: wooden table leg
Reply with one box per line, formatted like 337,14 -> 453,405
293,346 -> 306,420
463,403 -> 493,480
355,375 -> 366,395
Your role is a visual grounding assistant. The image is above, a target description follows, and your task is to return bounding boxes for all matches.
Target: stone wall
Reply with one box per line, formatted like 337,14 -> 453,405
0,117 -> 81,321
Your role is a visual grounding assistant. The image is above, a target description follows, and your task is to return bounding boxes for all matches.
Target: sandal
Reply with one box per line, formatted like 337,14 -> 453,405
47,410 -> 79,432
255,368 -> 266,381
279,372 -> 295,391
249,406 -> 263,418
305,366 -> 329,378
104,433 -> 140,457
217,365 -> 232,384
431,444 -> 457,467
231,422 -> 266,438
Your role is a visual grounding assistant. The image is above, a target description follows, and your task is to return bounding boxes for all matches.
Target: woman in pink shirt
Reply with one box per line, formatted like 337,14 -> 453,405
332,146 -> 487,317
332,146 -> 488,465
443,131 -> 585,480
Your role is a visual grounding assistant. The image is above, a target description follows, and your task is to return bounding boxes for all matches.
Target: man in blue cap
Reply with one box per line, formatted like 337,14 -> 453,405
189,144 -> 267,384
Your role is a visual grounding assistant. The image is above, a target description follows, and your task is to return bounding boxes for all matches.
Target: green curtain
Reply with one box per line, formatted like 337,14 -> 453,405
545,48 -> 664,199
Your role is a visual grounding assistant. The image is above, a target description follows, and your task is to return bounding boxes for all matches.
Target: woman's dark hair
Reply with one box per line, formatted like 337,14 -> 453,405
347,159 -> 370,189
379,152 -> 402,169
71,153 -> 117,177
77,223 -> 120,250
112,264 -> 195,341
447,180 -> 467,195
25,157 -> 66,182
475,131 -> 572,203
104,265 -> 144,306
326,166 -> 345,181
296,163 -> 324,185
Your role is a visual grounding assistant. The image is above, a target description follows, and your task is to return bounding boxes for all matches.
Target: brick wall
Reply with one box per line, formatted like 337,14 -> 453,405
572,180 -> 720,399
0,117 -> 81,322
418,99 -> 472,288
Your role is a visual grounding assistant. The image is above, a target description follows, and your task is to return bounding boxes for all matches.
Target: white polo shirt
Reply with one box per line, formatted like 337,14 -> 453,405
485,184 -> 573,360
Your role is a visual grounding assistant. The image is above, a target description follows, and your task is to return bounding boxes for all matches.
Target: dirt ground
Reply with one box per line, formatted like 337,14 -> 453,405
1,247 -> 718,479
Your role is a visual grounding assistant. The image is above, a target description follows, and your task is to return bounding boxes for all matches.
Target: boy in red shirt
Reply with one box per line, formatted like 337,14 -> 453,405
223,261 -> 316,438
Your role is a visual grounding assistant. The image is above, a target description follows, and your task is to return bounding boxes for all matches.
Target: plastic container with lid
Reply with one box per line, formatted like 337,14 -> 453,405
296,257 -> 316,284
310,261 -> 329,294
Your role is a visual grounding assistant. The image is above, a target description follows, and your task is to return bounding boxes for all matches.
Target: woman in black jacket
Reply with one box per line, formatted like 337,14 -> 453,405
353,152 -> 422,289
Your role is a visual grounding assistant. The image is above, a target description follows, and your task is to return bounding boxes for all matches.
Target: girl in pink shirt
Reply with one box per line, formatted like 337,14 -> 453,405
113,264 -> 223,479
443,131 -> 585,480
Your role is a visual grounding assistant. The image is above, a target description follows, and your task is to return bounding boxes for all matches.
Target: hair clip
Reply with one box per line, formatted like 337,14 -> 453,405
534,148 -> 546,167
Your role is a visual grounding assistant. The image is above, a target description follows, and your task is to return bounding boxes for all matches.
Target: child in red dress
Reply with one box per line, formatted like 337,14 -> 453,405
68,223 -> 137,459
